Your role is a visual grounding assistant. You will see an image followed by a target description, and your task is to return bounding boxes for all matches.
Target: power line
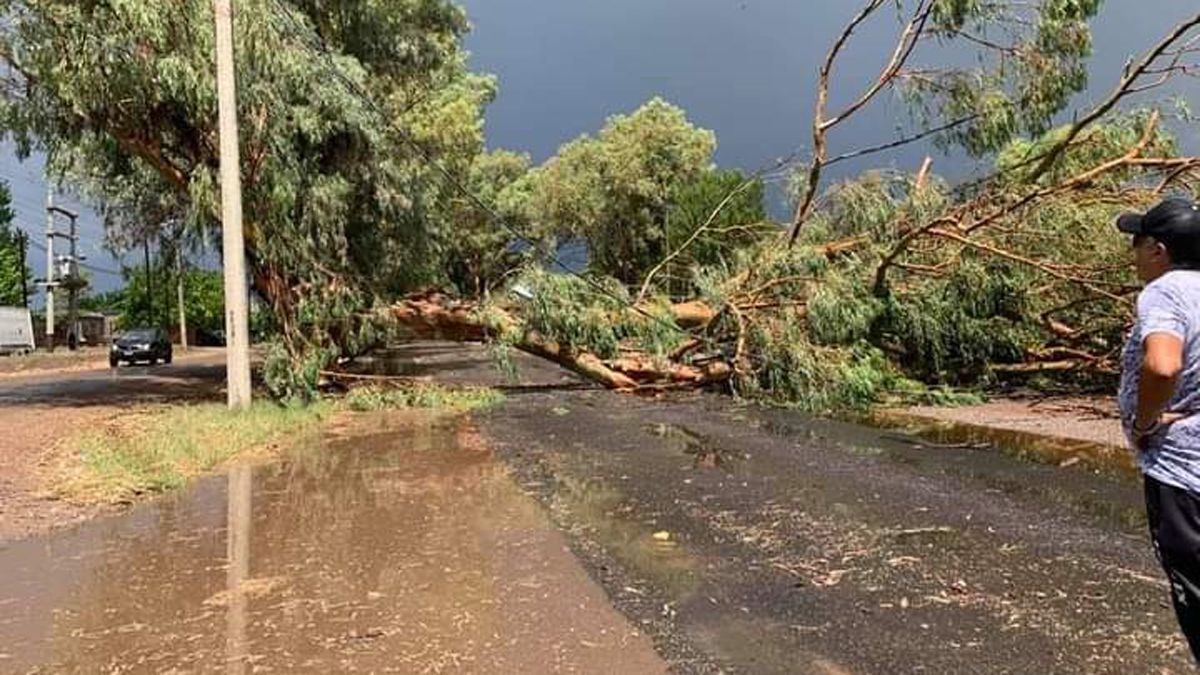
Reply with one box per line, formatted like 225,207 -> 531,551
78,260 -> 123,276
12,226 -> 124,276
268,0 -> 699,340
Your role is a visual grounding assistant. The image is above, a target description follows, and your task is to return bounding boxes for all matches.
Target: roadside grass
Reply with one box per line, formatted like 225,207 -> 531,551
51,383 -> 505,505
54,402 -> 335,504
0,347 -> 108,375
343,384 -> 505,412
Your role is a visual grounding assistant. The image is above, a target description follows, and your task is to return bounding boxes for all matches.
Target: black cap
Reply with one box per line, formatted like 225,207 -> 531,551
1117,197 -> 1200,240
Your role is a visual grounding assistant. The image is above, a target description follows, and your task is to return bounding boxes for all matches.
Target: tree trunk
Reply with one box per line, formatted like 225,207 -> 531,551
384,291 -> 730,391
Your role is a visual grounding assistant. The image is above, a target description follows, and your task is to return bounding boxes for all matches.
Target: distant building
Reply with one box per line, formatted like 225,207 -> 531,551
31,311 -> 117,348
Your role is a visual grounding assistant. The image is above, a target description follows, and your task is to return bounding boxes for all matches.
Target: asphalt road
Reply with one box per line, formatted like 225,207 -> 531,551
0,349 -> 228,408
1,342 -> 1190,673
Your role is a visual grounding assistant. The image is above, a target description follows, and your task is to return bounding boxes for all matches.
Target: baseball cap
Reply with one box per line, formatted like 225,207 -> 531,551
1117,197 -> 1200,240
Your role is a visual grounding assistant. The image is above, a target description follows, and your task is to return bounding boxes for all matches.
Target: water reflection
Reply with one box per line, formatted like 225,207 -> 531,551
0,415 -> 662,673
226,464 -> 251,675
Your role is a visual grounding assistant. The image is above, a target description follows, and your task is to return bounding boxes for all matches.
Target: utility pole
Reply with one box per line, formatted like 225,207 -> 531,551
68,212 -> 78,349
143,238 -> 153,324
50,206 -> 80,350
176,242 -> 189,352
17,231 -> 28,308
214,0 -> 252,409
43,189 -> 55,352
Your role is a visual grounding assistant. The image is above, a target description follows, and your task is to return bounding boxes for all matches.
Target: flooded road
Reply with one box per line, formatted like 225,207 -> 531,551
3,341 -> 1195,673
0,412 -> 665,673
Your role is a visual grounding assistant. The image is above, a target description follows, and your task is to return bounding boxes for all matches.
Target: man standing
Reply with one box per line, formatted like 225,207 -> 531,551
1119,196 -> 1200,661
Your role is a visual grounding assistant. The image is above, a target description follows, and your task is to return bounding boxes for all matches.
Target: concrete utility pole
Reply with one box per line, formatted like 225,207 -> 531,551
49,206 -> 80,350
214,0 -> 252,409
43,189 -> 55,351
177,244 -> 189,352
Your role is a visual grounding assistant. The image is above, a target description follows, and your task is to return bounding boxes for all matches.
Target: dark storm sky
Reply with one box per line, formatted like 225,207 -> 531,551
3,1 -> 1198,293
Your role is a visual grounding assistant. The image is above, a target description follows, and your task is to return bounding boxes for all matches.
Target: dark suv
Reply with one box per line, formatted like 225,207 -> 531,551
110,328 -> 173,367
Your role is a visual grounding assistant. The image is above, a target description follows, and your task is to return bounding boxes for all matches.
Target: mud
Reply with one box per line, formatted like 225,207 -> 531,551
0,412 -> 665,673
902,397 -> 1125,449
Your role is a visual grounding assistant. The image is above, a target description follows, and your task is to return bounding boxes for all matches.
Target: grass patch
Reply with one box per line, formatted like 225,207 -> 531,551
0,347 -> 108,375
52,383 -> 504,505
342,384 -> 504,412
55,402 -> 334,504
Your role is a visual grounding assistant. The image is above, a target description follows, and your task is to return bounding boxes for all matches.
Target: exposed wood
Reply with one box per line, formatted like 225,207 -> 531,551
670,301 -> 718,328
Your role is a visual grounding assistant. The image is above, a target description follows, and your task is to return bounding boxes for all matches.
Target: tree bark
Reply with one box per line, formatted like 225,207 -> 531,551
384,291 -> 730,391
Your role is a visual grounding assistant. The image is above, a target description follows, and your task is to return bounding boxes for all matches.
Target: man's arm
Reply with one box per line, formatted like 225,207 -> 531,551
1136,332 -> 1185,433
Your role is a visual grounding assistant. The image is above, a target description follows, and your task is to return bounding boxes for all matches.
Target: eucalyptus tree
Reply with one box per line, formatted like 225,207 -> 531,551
0,0 -> 491,395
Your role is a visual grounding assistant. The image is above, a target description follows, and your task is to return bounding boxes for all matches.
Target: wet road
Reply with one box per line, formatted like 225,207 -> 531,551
484,390 -> 1191,673
0,413 -> 666,673
1,341 -> 1192,673
0,350 -> 228,408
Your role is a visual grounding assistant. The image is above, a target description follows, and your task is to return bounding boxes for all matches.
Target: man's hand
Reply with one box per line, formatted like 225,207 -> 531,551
1133,412 -> 1189,452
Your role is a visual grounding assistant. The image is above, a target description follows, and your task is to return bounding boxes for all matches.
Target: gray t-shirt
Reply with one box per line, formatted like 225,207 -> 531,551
1120,269 -> 1200,493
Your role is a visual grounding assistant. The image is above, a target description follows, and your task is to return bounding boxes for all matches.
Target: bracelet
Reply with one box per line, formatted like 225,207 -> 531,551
1133,417 -> 1164,437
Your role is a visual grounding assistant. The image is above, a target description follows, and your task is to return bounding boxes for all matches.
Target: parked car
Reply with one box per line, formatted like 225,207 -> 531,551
110,328 -> 172,367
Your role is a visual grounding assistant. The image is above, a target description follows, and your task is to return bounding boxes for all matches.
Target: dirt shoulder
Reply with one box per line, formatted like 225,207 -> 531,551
0,404 -> 114,541
0,346 -> 225,380
898,396 -> 1124,448
0,359 -> 228,542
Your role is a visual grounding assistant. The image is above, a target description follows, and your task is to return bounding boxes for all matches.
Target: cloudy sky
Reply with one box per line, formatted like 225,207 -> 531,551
3,1 -> 1198,295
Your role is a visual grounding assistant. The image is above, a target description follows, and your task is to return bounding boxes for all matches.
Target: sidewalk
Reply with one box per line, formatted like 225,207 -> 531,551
901,396 -> 1125,448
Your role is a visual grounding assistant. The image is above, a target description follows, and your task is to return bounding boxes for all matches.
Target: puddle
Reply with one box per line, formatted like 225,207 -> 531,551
743,407 -> 1147,534
548,470 -> 700,603
0,415 -> 664,673
643,423 -> 747,473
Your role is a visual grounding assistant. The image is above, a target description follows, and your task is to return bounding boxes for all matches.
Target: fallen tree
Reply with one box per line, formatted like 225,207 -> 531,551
386,288 -> 730,390
371,104 -> 1198,411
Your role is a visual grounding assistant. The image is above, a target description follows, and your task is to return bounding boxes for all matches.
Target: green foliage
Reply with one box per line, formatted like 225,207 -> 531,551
78,290 -> 124,314
527,98 -> 718,285
876,260 -> 1039,383
741,324 -> 901,413
497,267 -> 686,360
343,384 -> 503,412
440,149 -> 535,297
807,272 -> 883,345
117,265 -> 226,333
660,170 -> 772,297
912,0 -> 1104,156
0,0 -> 480,396
996,110 -> 1176,187
0,182 -> 28,306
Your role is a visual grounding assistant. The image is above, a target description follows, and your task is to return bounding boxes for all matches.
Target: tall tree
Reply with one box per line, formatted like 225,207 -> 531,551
527,98 -> 717,285
0,0 -> 485,395
787,0 -> 1119,243
0,181 -> 27,307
